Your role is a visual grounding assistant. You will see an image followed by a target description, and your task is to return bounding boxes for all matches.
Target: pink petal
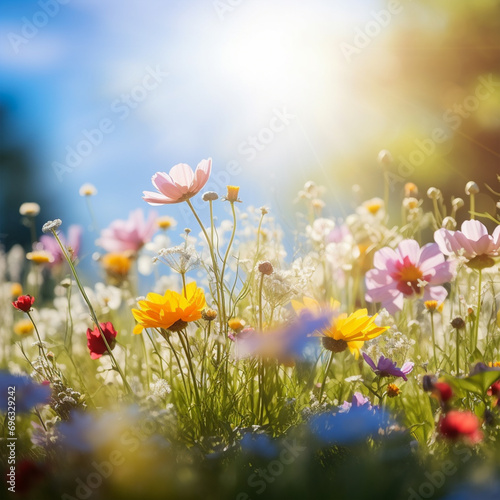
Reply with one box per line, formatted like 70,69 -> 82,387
191,158 -> 212,193
397,239 -> 420,264
461,220 -> 488,241
423,285 -> 448,303
169,163 -> 195,193
418,243 -> 445,273
142,191 -> 178,205
152,172 -> 185,199
373,247 -> 398,271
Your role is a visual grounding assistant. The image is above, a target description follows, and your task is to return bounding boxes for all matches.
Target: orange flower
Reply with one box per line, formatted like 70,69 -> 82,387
132,282 -> 206,334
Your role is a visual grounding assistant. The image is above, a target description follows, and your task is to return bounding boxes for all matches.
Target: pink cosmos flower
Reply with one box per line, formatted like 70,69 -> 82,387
365,239 -> 454,314
39,225 -> 82,265
143,158 -> 212,205
362,352 -> 414,381
434,220 -> 500,268
96,209 -> 157,253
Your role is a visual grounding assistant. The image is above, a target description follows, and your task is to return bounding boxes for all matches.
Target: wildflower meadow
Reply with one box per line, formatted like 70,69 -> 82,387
1,156 -> 500,500
2,1 -> 500,499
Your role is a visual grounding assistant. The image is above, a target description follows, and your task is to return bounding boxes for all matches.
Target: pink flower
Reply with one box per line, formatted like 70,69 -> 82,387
434,220 -> 500,268
365,239 -> 454,314
143,158 -> 212,205
39,225 -> 82,265
96,209 -> 157,253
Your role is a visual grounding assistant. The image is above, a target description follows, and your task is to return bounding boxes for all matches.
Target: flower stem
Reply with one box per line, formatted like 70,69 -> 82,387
319,351 -> 334,403
50,229 -> 132,395
473,269 -> 482,353
430,311 -> 438,370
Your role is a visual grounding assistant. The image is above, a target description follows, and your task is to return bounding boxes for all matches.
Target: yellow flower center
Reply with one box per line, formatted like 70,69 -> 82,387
26,251 -> 53,264
398,264 -> 423,284
366,202 -> 382,215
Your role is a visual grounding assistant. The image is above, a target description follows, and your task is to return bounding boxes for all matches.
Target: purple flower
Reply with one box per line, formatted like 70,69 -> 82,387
0,372 -> 51,413
363,352 -> 414,381
365,239 -> 454,314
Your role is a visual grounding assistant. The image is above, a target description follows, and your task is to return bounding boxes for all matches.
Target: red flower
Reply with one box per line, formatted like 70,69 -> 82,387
439,410 -> 483,443
433,382 -> 453,402
12,295 -> 35,313
86,322 -> 117,360
487,380 -> 500,398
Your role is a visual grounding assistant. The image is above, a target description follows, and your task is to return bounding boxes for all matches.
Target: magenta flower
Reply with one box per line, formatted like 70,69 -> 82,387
362,352 -> 414,381
434,220 -> 500,269
39,225 -> 82,265
365,239 -> 454,313
143,158 -> 212,205
96,209 -> 157,253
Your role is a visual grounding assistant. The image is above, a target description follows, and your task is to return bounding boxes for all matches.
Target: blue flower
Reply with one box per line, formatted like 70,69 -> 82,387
309,406 -> 393,446
240,432 -> 278,459
0,372 -> 51,413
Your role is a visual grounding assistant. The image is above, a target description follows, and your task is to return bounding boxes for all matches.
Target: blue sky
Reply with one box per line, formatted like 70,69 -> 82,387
0,0 -> 386,246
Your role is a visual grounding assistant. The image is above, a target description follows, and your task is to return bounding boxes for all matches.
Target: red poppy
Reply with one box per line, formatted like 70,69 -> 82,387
439,410 -> 482,443
86,322 -> 117,360
12,295 -> 35,313
433,382 -> 453,402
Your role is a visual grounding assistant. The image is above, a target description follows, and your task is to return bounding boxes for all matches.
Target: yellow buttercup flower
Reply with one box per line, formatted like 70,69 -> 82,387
132,282 -> 206,334
320,309 -> 388,359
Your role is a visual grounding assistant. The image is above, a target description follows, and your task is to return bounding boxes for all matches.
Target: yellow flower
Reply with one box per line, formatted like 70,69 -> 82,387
387,383 -> 400,398
132,282 -> 206,334
102,253 -> 132,278
10,282 -> 23,298
225,185 -> 241,203
424,300 -> 438,312
228,317 -> 246,332
14,319 -> 34,336
26,251 -> 53,264
291,297 -> 386,359
320,309 -> 388,359
157,216 -> 176,230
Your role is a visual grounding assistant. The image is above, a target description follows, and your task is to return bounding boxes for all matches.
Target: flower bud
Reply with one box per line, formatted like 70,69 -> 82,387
202,308 -> 218,321
202,191 -> 219,202
465,181 -> 479,195
19,202 -> 40,217
426,187 -> 442,200
451,317 -> 466,330
225,186 -> 241,203
377,149 -> 393,166
257,261 -> 274,275
442,216 -> 457,230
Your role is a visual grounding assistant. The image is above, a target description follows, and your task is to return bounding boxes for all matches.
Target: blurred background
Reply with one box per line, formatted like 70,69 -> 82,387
1,0 -> 499,255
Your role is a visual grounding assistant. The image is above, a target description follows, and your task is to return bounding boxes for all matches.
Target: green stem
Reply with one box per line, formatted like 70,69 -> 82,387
50,228 -> 133,395
319,351 -> 334,403
473,269 -> 482,353
26,311 -> 52,380
258,273 -> 265,331
430,311 -> 437,370
220,202 -> 237,328
455,327 -> 460,375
